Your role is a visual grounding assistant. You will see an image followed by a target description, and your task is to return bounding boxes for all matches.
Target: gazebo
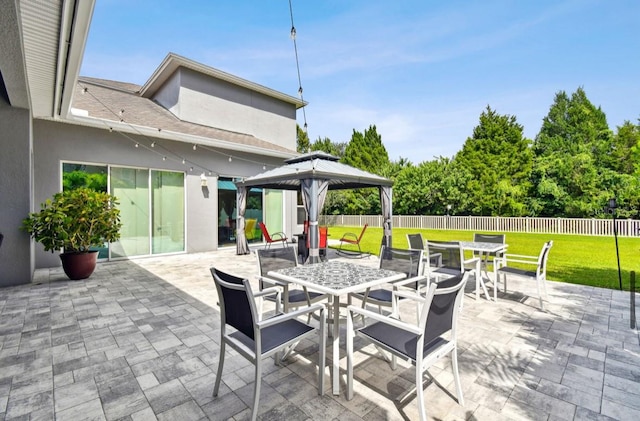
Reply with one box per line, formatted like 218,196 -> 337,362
234,151 -> 394,262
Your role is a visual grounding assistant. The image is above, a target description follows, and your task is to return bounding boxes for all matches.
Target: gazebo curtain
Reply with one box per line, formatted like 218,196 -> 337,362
301,179 -> 329,263
236,186 -> 250,255
380,186 -> 393,248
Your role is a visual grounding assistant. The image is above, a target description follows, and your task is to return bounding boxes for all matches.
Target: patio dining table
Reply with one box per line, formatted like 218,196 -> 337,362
459,241 -> 508,301
268,260 -> 406,395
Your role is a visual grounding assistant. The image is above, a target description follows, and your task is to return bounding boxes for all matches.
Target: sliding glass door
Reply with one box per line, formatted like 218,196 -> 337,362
62,162 -> 185,259
152,170 -> 184,253
110,167 -> 150,258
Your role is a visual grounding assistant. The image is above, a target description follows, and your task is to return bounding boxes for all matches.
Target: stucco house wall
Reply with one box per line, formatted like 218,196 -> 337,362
31,119 -> 291,269
154,67 -> 297,149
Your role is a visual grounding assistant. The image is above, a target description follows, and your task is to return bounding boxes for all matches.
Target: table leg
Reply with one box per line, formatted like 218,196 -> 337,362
332,294 -> 340,395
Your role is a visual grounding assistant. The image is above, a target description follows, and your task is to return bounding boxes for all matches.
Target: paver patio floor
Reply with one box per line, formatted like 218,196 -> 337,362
1,247 -> 638,420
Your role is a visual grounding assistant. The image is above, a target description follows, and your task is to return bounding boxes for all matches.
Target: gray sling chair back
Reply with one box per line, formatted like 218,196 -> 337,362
210,267 -> 326,421
256,247 -> 328,318
346,271 -> 470,421
350,246 -> 425,317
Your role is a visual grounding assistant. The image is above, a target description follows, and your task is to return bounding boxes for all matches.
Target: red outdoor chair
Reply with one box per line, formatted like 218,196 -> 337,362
338,223 -> 368,253
258,222 -> 288,248
306,226 -> 329,261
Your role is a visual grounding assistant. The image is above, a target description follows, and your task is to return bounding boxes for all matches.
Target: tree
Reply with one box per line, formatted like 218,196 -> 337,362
394,158 -> 472,215
311,137 -> 347,158
531,88 -> 615,217
296,124 -> 310,153
455,106 -> 532,216
612,119 -> 640,174
343,125 -> 389,173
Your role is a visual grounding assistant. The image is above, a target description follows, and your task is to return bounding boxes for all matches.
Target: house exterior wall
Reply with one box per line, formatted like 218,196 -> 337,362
31,119 -> 289,269
154,68 -> 297,149
0,103 -> 34,287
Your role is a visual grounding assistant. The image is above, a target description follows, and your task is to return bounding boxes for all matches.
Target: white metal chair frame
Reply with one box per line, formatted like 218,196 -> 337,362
211,267 -> 326,421
346,272 -> 470,421
494,240 -> 553,310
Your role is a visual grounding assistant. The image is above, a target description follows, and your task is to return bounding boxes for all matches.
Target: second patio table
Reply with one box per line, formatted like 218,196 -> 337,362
268,260 -> 406,395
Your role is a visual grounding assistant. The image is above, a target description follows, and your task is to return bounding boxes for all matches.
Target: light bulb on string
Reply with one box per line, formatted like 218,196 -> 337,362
290,26 -> 296,39
162,156 -> 166,161
189,167 -> 193,172
263,165 -> 266,170
228,156 -> 232,162
182,158 -> 185,164
151,142 -> 155,147
135,143 -> 139,148
193,144 -> 197,150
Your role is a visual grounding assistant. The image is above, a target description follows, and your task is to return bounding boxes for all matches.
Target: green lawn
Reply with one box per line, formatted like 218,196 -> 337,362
328,225 -> 640,291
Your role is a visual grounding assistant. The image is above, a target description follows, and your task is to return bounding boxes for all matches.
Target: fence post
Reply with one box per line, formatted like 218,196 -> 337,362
631,271 -> 636,329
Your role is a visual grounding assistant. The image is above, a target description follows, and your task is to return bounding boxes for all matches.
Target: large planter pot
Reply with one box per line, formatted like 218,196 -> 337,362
60,251 -> 99,280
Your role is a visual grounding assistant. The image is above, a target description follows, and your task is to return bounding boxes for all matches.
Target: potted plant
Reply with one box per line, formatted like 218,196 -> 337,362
22,187 -> 122,280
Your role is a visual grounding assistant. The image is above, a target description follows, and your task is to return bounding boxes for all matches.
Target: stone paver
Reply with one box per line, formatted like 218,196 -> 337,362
0,246 -> 638,420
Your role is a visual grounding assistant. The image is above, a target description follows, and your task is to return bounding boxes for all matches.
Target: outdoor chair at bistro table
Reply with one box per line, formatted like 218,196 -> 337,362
346,272 -> 469,421
210,267 -> 326,421
256,247 -> 328,319
349,246 -> 425,317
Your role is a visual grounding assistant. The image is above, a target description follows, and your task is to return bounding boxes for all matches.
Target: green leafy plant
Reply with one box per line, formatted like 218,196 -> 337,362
22,188 -> 122,253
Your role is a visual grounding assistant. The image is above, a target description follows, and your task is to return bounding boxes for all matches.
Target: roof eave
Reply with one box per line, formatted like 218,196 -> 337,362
140,52 -> 307,109
59,114 -> 299,159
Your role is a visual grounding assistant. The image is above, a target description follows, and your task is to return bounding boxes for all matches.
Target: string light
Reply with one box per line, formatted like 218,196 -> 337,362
182,158 -> 186,164
79,83 -> 275,175
263,164 -> 266,170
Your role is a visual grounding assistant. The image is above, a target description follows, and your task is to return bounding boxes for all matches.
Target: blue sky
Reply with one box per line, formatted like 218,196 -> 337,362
81,0 -> 640,163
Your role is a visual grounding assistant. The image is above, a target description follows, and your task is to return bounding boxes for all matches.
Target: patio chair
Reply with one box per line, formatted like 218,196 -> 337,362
350,246 -> 426,317
338,223 -> 368,254
245,218 -> 259,241
306,225 -> 329,261
346,272 -> 470,420
472,233 -> 506,265
407,233 -> 442,275
258,222 -> 288,248
494,240 -> 553,310
256,247 -> 328,318
210,267 -> 326,421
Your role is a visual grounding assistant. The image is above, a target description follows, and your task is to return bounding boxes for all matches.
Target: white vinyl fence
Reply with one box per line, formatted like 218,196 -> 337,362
320,215 -> 640,238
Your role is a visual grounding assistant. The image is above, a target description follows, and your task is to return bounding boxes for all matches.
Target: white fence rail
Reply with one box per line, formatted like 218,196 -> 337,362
320,215 -> 640,237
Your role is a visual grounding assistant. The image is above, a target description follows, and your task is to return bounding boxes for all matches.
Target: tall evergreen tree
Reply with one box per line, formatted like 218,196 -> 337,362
455,106 -> 532,216
531,88 -> 614,217
612,119 -> 640,174
343,125 -> 389,173
296,124 -> 310,153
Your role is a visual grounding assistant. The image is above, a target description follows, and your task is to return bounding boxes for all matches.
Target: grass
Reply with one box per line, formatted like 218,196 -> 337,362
328,225 -> 640,291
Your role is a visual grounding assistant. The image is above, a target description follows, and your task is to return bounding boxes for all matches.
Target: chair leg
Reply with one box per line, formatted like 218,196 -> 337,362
346,311 -> 354,400
451,347 -> 464,406
536,277 -> 544,310
318,307 -> 326,395
416,366 -> 427,421
251,360 -> 262,421
213,341 -> 226,396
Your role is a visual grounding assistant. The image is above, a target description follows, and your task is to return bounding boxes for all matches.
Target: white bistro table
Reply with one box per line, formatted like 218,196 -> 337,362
459,241 -> 508,301
268,260 -> 406,395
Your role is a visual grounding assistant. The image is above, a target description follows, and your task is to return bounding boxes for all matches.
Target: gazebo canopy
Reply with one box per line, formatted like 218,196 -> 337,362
234,151 -> 394,261
237,151 -> 393,190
